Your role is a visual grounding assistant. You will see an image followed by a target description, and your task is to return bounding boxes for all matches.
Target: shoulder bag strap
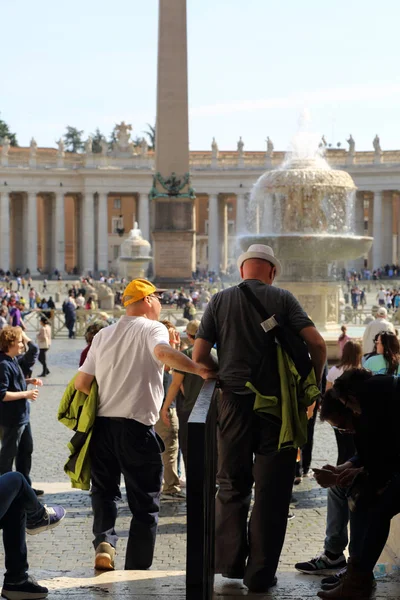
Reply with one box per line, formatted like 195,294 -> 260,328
238,281 -> 270,321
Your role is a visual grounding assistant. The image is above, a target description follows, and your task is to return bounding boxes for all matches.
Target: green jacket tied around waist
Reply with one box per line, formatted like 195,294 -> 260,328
247,344 -> 320,450
57,375 -> 98,490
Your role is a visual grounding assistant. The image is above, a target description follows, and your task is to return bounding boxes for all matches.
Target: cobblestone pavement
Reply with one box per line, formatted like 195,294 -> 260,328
0,336 -> 398,598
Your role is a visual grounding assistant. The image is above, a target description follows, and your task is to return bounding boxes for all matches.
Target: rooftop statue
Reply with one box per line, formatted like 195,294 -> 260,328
56,138 -> 65,156
347,134 -> 355,154
211,137 -> 218,157
266,136 -> 274,155
30,137 -> 37,156
85,137 -> 93,154
115,121 -> 133,151
100,139 -> 108,154
373,134 -> 382,153
1,137 -> 10,156
140,138 -> 148,156
237,136 -> 244,155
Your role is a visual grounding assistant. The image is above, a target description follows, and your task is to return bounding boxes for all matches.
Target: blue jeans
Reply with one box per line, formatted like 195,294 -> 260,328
0,423 -> 33,485
325,485 -> 366,558
0,472 -> 44,583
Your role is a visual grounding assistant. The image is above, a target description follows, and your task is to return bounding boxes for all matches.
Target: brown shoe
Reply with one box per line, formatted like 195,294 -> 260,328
95,542 -> 116,571
317,563 -> 373,599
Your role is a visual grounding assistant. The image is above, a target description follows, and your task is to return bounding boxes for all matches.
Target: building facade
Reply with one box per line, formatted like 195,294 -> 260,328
0,131 -> 399,275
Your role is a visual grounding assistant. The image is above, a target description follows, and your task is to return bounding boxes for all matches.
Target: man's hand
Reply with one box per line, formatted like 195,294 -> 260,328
321,464 -> 340,474
160,406 -> 170,428
313,468 -> 338,488
26,389 -> 39,401
337,468 -> 363,488
26,378 -> 43,387
196,366 -> 218,380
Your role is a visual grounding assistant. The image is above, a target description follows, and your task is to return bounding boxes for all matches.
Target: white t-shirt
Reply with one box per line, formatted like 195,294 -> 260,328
327,365 -> 344,384
79,315 -> 169,425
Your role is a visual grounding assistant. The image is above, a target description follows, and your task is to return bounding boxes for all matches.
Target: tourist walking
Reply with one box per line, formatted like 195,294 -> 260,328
337,325 -> 350,357
36,317 -> 51,377
193,244 -> 326,592
62,296 -> 76,339
0,327 -> 43,491
74,278 -> 214,571
362,307 -> 394,355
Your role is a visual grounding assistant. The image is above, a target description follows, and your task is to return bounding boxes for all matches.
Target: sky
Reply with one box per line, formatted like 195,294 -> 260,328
2,0 -> 400,152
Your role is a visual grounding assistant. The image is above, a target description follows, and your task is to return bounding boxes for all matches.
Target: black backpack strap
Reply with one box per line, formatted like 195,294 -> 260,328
238,282 -> 270,321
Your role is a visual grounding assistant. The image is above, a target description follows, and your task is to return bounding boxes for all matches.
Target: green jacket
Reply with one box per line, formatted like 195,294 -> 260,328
247,344 -> 320,450
58,375 -> 98,490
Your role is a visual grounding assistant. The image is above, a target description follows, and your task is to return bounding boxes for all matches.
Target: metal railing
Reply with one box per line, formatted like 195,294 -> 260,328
186,379 -> 218,600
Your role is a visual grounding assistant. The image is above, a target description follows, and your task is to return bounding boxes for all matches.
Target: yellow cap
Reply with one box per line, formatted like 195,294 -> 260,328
122,279 -> 164,307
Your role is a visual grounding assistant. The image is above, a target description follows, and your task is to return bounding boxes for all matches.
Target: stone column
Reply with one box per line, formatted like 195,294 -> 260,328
25,192 -> 38,274
208,194 -> 220,273
97,192 -> 108,273
221,199 -> 228,272
138,193 -> 150,241
0,192 -> 10,272
236,193 -> 247,235
81,193 -> 95,274
372,191 -> 383,269
54,191 -> 65,272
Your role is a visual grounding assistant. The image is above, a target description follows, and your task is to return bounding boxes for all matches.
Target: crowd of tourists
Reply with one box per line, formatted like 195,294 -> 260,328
0,245 -> 398,599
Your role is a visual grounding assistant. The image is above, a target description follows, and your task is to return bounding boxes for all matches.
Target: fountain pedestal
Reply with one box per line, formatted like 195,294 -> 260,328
278,281 -> 341,330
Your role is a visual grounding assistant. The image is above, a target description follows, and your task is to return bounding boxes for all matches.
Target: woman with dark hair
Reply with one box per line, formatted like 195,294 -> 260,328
325,340 -> 362,468
337,325 -> 350,357
363,330 -> 400,375
36,317 -> 51,377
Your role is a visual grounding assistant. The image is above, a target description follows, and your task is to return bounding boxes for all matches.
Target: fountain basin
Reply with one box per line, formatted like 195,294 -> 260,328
239,233 -> 373,263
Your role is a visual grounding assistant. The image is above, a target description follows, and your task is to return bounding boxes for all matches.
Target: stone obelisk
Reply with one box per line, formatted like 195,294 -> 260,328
151,0 -> 196,281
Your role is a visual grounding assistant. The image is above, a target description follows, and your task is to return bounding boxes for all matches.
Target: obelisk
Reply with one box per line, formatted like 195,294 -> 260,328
151,0 -> 196,281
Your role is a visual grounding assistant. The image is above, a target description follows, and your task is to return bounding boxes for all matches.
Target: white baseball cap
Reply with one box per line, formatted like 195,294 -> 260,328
237,244 -> 282,277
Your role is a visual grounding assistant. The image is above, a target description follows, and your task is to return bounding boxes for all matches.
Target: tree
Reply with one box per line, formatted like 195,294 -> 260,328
132,135 -> 145,147
63,126 -> 84,153
108,126 -> 118,149
91,128 -> 106,153
0,114 -> 18,146
143,123 -> 156,150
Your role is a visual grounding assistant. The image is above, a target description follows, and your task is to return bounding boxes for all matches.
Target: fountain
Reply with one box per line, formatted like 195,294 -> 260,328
118,222 -> 152,279
240,126 -> 373,330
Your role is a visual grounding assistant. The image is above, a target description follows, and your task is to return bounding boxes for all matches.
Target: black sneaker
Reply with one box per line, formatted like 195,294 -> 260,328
320,568 -> 376,591
287,512 -> 295,520
1,575 -> 48,599
295,553 -> 346,574
26,505 -> 66,535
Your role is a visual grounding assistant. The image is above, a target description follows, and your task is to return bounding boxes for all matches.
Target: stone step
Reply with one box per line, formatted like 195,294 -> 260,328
25,570 -> 400,599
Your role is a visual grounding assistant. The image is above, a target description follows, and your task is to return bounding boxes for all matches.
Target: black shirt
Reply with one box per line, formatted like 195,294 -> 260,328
197,279 -> 314,392
0,353 -> 29,426
350,375 -> 400,487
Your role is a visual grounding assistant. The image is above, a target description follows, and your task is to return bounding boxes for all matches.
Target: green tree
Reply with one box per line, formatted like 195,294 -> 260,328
143,123 -> 156,150
91,128 -> 106,153
132,135 -> 144,147
0,114 -> 18,146
108,126 -> 118,149
63,126 -> 84,153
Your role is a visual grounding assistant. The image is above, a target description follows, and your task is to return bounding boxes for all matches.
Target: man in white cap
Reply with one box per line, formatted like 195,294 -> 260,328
193,244 -> 326,593
362,306 -> 395,355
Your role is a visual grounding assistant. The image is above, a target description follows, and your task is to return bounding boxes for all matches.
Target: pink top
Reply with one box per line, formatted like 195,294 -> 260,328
338,334 -> 351,356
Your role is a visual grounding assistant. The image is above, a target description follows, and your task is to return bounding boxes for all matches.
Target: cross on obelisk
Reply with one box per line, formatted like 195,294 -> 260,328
151,0 -> 196,282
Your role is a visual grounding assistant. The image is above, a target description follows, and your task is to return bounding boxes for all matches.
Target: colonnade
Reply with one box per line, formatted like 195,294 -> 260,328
0,190 -> 150,275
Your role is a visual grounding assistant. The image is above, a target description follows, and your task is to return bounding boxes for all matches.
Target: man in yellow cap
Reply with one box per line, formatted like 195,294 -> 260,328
74,278 -> 215,572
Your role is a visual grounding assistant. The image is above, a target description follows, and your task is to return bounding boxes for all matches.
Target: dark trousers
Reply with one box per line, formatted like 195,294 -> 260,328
356,472 -> 400,572
90,417 -> 164,570
215,392 -> 296,590
38,349 -> 48,374
295,402 -> 318,477
0,472 -> 44,583
176,407 -> 191,472
0,423 -> 33,485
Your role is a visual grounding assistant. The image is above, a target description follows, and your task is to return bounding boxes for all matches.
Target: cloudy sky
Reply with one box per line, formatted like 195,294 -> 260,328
2,0 -> 400,152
